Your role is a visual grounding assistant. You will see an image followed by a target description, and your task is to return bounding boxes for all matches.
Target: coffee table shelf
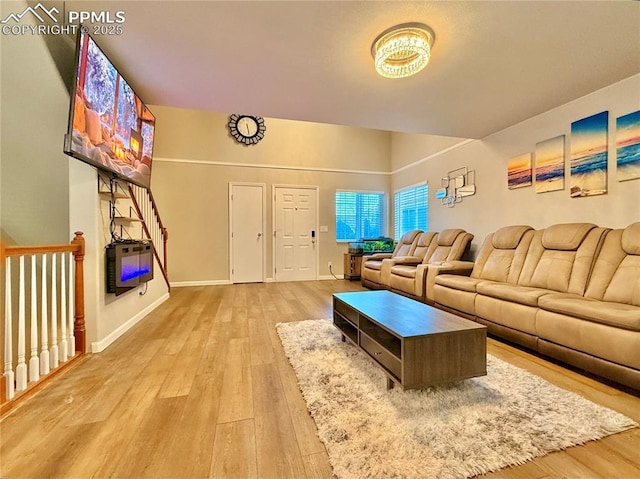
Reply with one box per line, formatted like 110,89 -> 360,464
333,290 -> 487,390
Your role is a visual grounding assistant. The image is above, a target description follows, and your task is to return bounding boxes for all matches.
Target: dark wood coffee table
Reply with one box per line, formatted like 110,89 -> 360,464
333,290 -> 487,390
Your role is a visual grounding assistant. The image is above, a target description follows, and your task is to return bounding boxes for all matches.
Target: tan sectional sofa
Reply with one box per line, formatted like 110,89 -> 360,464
433,222 -> 640,390
361,229 -> 473,297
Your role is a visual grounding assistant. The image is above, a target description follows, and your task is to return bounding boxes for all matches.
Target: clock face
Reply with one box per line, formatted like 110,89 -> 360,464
237,117 -> 258,137
228,114 -> 266,145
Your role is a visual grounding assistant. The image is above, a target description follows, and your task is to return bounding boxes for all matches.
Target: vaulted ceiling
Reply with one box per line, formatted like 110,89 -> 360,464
68,1 -> 640,138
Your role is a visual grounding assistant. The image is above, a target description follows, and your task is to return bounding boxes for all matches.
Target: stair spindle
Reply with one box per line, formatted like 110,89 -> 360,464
50,253 -> 58,369
29,254 -> 40,382
16,256 -> 27,391
4,257 -> 15,400
60,252 -> 68,362
40,254 -> 50,375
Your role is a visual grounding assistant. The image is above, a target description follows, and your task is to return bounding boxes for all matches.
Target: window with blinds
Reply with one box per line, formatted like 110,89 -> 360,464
335,191 -> 385,241
394,183 -> 428,239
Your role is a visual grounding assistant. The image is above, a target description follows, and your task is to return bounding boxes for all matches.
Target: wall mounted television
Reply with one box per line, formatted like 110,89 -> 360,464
64,30 -> 155,189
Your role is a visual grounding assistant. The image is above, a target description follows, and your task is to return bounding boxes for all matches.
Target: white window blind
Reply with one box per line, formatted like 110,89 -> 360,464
394,183 -> 428,239
335,191 -> 385,241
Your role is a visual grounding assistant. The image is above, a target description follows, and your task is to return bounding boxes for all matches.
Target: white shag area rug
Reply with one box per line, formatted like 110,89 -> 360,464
276,319 -> 637,479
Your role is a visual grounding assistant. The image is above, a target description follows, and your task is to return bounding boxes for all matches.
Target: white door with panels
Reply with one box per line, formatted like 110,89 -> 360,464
230,183 -> 265,283
274,186 -> 318,282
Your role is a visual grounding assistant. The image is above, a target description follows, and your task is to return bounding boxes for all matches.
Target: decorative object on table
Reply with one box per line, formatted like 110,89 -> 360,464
570,111 -> 608,197
439,166 -> 475,207
535,135 -> 565,193
349,237 -> 395,254
227,114 -> 266,145
507,153 -> 532,189
276,319 -> 636,479
616,109 -> 640,182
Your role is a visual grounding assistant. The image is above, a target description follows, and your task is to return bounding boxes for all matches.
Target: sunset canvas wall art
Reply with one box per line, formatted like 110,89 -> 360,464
570,111 -> 608,197
535,135 -> 565,193
508,153 -> 532,189
616,110 -> 640,182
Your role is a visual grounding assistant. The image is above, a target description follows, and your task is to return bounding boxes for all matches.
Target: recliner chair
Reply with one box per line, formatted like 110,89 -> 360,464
360,230 -> 422,289
388,228 -> 474,303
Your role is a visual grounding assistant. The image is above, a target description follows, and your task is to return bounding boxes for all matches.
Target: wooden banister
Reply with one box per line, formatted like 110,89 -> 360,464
1,232 -> 86,413
128,185 -> 170,291
71,232 -> 86,354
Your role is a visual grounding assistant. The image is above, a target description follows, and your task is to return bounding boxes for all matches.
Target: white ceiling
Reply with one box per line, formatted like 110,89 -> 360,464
69,1 -> 640,139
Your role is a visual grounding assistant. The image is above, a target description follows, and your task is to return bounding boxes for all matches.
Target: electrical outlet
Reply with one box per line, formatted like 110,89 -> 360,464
328,261 -> 332,269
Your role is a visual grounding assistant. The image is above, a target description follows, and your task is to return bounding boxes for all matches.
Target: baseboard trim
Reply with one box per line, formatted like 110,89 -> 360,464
173,277 -> 342,285
171,280 -> 232,287
91,293 -> 170,353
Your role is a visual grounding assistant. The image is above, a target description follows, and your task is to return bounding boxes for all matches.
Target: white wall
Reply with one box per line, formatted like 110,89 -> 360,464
391,74 -> 640,256
69,159 -> 168,351
150,107 -> 392,283
0,1 -> 70,244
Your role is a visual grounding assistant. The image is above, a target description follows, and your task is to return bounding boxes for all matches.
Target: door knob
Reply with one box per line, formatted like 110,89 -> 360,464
257,232 -> 262,238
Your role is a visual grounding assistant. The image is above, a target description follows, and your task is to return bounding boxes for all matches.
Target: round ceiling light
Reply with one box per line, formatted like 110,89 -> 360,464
371,23 -> 435,79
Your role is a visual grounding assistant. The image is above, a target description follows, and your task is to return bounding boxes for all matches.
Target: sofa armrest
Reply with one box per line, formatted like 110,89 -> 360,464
424,261 -> 474,302
389,256 -> 423,265
367,252 -> 393,260
381,256 -> 424,285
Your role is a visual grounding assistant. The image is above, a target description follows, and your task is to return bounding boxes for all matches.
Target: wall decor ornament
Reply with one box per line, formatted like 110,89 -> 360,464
507,153 -> 532,189
535,135 -> 565,193
570,111 -> 608,197
616,110 -> 640,182
439,167 -> 475,207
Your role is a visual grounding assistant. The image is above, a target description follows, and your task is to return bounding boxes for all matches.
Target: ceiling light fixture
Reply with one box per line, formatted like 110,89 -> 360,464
371,23 -> 435,79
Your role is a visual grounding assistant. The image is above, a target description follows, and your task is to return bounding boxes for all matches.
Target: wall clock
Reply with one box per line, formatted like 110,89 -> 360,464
228,114 -> 266,145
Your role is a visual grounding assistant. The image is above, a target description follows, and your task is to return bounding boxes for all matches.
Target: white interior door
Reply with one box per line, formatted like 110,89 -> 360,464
230,183 -> 264,283
274,186 -> 318,282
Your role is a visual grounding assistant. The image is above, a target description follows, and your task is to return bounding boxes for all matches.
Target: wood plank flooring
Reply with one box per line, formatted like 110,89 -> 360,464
1,281 -> 638,478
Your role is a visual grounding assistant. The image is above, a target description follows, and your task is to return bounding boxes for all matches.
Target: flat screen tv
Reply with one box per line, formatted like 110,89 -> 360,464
64,30 -> 155,189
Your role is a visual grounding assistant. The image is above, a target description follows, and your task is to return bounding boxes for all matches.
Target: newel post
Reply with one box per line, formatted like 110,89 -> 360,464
71,232 -> 86,353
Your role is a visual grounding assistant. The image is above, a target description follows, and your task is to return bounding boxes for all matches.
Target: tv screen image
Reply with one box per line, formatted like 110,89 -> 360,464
65,31 -> 155,189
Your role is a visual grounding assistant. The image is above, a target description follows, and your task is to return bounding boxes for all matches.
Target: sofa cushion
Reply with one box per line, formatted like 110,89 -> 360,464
476,281 -> 550,307
622,222 -> 640,255
519,226 -> 609,296
394,230 -> 422,257
536,310 -> 640,370
412,232 -> 438,259
539,293 -> 640,332
541,223 -> 596,251
365,260 -> 383,271
389,265 -> 417,279
492,225 -> 533,250
437,229 -> 465,246
584,226 -> 640,306
424,230 -> 474,264
435,275 -> 482,293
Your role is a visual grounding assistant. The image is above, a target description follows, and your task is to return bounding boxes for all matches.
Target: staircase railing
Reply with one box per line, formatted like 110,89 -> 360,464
128,185 -> 169,291
1,232 -> 86,412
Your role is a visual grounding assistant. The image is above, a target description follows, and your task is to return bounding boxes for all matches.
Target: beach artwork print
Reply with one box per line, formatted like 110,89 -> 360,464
570,111 -> 608,197
508,153 -> 532,189
535,135 -> 565,193
616,110 -> 640,182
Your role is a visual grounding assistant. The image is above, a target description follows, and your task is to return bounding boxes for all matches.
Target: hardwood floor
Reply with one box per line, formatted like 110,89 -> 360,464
1,281 -> 638,479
